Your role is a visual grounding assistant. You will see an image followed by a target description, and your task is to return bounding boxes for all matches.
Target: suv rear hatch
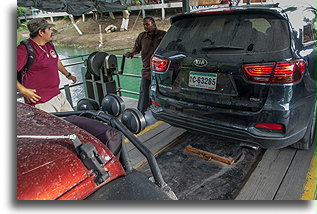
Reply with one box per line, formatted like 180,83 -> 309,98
153,9 -> 292,112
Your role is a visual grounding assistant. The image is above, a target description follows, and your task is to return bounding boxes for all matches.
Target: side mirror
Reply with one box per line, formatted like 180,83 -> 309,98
77,98 -> 100,111
121,108 -> 146,134
101,94 -> 125,117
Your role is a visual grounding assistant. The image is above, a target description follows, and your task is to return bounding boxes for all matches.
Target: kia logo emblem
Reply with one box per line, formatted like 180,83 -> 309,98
193,58 -> 208,67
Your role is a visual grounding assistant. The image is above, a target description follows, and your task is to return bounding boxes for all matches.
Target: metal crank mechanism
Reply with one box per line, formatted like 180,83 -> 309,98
17,134 -> 111,185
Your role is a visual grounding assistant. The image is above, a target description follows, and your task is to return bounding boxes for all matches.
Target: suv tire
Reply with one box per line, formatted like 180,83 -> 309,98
291,102 -> 316,150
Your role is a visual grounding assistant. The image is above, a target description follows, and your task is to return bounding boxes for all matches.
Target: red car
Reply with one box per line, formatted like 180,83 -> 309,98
17,102 -> 173,200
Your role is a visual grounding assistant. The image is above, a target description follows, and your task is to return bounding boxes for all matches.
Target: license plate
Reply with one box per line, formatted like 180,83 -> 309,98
188,72 -> 217,90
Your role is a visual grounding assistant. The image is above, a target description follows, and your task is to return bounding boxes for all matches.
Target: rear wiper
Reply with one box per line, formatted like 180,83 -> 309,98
201,45 -> 244,51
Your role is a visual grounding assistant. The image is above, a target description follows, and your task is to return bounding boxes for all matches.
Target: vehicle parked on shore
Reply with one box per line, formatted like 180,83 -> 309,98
150,2 -> 316,149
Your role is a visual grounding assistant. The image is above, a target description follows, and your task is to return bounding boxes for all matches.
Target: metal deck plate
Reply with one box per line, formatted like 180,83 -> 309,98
141,132 -> 264,200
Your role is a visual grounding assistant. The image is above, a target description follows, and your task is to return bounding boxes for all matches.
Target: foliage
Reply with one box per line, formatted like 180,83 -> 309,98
17,38 -> 25,46
17,23 -> 28,45
17,24 -> 28,32
131,0 -> 142,5
17,7 -> 27,28
17,7 -> 27,17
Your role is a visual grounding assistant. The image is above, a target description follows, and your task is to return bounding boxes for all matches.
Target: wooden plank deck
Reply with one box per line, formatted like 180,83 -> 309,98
128,124 -> 186,169
274,143 -> 316,200
125,121 -> 171,150
235,143 -> 316,200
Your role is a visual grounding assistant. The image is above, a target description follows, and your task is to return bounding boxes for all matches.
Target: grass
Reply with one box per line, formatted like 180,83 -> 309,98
17,38 -> 25,45
17,25 -> 28,45
17,24 -> 27,32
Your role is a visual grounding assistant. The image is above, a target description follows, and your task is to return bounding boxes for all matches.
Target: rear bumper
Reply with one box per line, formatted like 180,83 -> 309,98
152,110 -> 306,149
150,79 -> 315,149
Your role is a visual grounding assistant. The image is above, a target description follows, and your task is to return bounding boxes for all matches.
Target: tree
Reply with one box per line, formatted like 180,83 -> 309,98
17,6 -> 27,26
17,7 -> 27,17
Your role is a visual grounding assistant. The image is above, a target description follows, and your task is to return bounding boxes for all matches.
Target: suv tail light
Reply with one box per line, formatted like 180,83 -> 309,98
255,123 -> 284,134
255,123 -> 283,130
243,60 -> 306,84
151,56 -> 169,72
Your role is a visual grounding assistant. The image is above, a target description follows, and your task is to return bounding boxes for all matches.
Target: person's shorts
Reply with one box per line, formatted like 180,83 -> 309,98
35,93 -> 73,113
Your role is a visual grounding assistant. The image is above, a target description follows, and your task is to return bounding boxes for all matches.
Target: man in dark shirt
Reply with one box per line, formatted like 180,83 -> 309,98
125,17 -> 166,115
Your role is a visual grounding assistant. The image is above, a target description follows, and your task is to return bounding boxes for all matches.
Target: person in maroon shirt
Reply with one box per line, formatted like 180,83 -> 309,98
17,18 -> 77,112
125,17 -> 166,115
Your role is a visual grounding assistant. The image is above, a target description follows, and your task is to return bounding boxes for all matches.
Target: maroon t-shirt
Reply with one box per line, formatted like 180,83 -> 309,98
17,39 -> 60,105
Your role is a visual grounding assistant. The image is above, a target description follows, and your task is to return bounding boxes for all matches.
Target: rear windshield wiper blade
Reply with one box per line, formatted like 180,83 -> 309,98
201,45 -> 244,51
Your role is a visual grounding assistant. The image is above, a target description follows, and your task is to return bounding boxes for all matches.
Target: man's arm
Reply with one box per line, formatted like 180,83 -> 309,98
17,81 -> 41,103
125,33 -> 142,58
57,59 -> 77,83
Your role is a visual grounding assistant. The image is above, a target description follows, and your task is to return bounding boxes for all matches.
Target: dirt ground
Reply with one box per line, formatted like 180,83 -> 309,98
18,12 -> 174,51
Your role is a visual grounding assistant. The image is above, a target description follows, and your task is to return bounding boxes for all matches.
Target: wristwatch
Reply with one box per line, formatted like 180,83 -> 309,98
66,73 -> 72,78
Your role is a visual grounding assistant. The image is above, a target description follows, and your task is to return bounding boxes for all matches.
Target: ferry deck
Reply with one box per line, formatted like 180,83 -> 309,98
122,96 -> 316,200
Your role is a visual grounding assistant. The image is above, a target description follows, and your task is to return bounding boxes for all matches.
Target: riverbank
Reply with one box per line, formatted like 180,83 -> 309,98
17,13 -> 173,52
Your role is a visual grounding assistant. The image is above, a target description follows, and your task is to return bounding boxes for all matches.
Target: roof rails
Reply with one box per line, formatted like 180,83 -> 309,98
183,0 -> 281,13
244,3 -> 280,8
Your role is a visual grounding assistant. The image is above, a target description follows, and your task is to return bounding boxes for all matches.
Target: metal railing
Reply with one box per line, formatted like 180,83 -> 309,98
60,54 -> 142,107
17,53 -> 142,108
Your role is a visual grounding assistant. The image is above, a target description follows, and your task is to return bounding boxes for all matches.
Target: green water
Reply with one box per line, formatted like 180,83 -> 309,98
56,46 -> 142,103
117,57 -> 142,99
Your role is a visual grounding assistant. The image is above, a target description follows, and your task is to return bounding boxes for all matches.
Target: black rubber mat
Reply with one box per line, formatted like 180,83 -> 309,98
141,132 -> 264,200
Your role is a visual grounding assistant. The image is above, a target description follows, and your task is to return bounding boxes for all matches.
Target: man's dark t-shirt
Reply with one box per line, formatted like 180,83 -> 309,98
131,29 -> 166,80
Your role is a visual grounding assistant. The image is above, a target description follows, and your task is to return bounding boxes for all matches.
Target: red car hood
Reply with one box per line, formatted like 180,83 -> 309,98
17,102 -> 125,200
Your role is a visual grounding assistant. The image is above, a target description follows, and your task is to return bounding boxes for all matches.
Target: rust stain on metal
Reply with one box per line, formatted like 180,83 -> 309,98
185,145 -> 234,165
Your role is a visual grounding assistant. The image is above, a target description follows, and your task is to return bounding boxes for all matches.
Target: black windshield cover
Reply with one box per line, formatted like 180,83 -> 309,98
17,0 -> 131,16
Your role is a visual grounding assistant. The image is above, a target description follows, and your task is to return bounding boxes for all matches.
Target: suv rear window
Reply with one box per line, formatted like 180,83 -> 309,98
159,14 -> 290,54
